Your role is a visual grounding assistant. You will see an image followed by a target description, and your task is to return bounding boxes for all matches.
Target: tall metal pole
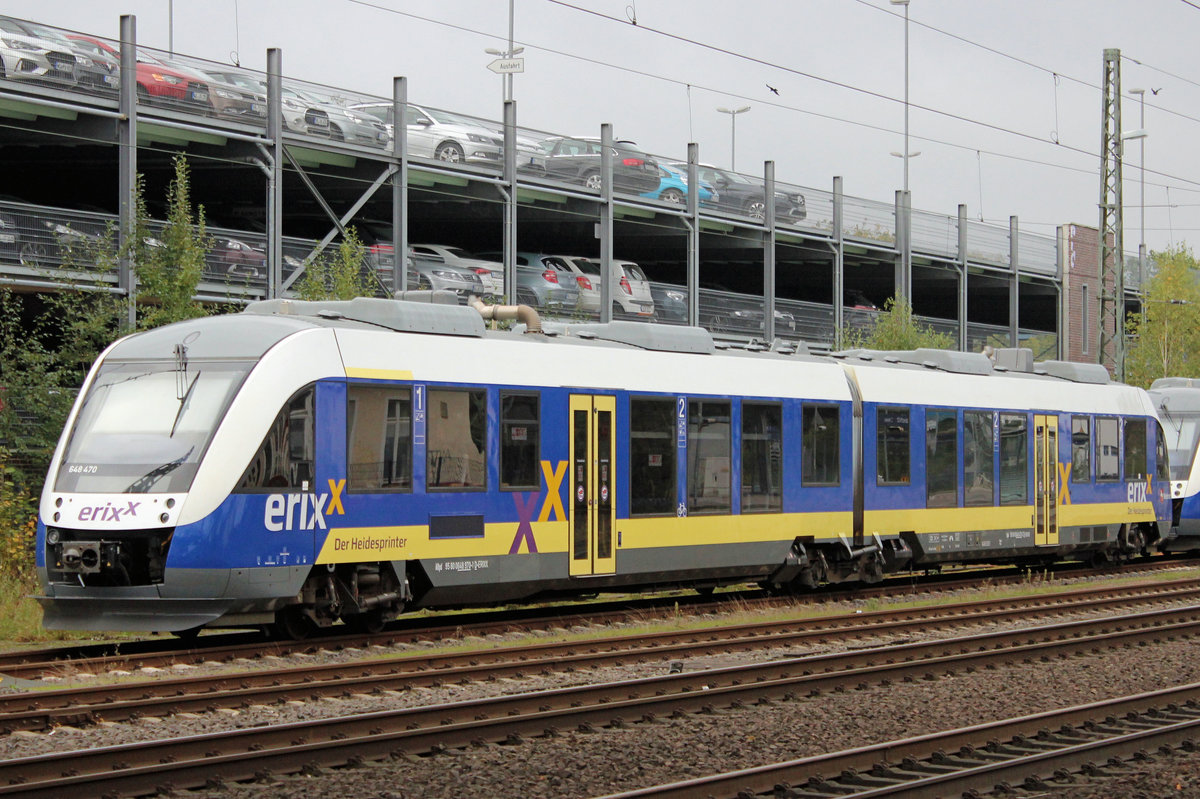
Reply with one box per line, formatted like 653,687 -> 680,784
118,14 -> 137,330
506,0 -> 515,102
266,48 -> 283,299
716,106 -> 749,171
1098,48 -> 1124,378
890,0 -> 910,192
392,76 -> 408,293
1129,87 -> 1147,292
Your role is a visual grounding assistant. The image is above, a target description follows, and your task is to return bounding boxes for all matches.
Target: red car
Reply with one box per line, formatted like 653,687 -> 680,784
67,35 -> 211,114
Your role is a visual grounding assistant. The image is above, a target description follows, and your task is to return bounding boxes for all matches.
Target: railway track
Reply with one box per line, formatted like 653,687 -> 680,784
4,575 -> 1200,732
600,684 -> 1200,798
3,557 -> 1190,677
3,597 -> 1200,797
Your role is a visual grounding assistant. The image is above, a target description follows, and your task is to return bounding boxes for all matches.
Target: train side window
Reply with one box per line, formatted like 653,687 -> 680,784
1155,422 -> 1170,482
346,385 -> 411,492
1096,417 -> 1119,481
500,392 -> 540,490
963,410 -> 995,507
802,403 -> 840,486
743,402 -> 783,512
998,413 -> 1028,505
688,400 -> 731,515
926,409 -> 958,508
237,386 -> 315,491
630,398 -> 677,516
427,388 -> 487,490
1123,418 -> 1147,480
1070,416 -> 1091,482
877,407 -> 910,485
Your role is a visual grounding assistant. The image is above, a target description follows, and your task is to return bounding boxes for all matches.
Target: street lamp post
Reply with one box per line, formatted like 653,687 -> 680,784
889,0 -> 910,192
485,0 -> 522,102
716,105 -> 750,171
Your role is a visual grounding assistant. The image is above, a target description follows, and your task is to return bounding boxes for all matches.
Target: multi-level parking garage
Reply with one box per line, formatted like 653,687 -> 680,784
0,12 -> 1100,354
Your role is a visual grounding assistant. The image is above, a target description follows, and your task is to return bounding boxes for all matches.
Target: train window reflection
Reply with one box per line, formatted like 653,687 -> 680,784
963,411 -> 995,507
346,385 -> 411,492
1123,418 -> 1147,480
999,413 -> 1028,505
500,392 -> 540,490
688,400 -> 731,515
427,388 -> 487,490
1096,417 -> 1119,481
1161,412 -> 1200,481
877,407 -> 910,485
926,409 -> 957,508
743,402 -> 783,512
630,398 -> 676,516
1156,423 -> 1170,482
802,403 -> 839,487
1071,416 -> 1091,483
238,386 -> 314,491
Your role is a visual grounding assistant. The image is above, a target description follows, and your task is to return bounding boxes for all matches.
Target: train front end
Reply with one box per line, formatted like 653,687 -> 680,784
34,314 -> 324,632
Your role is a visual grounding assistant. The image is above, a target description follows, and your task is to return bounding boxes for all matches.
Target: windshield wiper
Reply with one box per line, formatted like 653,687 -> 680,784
170,370 -> 201,437
125,446 -> 194,493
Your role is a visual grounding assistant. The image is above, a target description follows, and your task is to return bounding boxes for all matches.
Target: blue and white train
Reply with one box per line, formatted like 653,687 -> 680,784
35,296 -> 1174,637
1149,377 -> 1200,553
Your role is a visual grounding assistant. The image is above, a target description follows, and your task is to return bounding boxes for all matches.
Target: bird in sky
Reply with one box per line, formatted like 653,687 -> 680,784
766,84 -> 779,95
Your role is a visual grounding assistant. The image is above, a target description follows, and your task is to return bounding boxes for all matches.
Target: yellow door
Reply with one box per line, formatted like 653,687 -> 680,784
1034,414 -> 1060,546
568,395 -> 616,576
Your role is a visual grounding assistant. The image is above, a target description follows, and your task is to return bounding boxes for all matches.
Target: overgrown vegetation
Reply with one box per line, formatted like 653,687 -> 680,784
1124,243 -> 1200,388
0,154 -> 212,640
294,227 -> 377,301
838,294 -> 956,351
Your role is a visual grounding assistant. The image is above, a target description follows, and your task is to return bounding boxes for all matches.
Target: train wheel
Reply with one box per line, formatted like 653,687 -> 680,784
345,608 -> 387,635
271,607 -> 314,640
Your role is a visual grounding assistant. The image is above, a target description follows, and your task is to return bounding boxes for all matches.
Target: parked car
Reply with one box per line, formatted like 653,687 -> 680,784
640,164 -> 717,207
520,136 -> 661,194
666,161 -> 805,223
409,258 -> 487,300
3,18 -> 115,95
0,205 -> 21,263
69,35 -> 210,114
649,283 -> 689,323
290,89 -> 387,148
206,70 -> 331,137
699,284 -> 797,337
206,236 -> 265,281
570,257 -> 655,319
408,244 -> 502,295
478,251 -> 581,313
137,54 -> 264,121
351,222 -> 486,299
350,101 -> 504,165
0,17 -> 77,89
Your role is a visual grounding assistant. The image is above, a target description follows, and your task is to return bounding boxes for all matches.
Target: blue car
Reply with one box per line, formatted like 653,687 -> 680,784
641,164 -> 716,207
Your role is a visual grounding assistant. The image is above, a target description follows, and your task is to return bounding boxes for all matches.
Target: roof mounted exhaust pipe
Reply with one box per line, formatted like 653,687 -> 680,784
469,297 -> 542,334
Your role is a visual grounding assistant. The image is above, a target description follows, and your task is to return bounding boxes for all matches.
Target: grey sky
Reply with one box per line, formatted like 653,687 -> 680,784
4,0 -> 1198,254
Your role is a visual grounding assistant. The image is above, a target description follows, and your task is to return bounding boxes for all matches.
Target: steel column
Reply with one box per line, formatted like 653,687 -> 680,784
833,176 -> 844,349
958,204 -> 968,352
117,14 -> 137,329
503,99 -> 517,304
266,48 -> 283,298
392,76 -> 408,293
686,142 -> 699,328
763,160 -> 776,345
1009,215 -> 1019,347
599,123 -> 613,323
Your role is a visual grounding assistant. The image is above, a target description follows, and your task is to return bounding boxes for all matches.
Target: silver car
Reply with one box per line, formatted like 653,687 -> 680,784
409,257 -> 489,302
351,101 -> 503,165
572,258 -> 655,319
5,18 -> 115,95
408,244 -> 503,296
0,17 -> 77,88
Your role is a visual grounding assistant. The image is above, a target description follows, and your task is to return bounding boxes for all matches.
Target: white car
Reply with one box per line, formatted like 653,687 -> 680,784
409,244 -> 503,296
569,257 -> 655,319
0,17 -> 77,88
351,102 -> 503,165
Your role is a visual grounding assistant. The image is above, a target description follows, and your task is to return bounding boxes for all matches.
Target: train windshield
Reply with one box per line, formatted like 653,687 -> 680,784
56,360 -> 250,493
1161,411 -> 1200,481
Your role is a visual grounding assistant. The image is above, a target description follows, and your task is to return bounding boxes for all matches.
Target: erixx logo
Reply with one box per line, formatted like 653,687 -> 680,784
77,501 -> 141,522
265,479 -> 347,532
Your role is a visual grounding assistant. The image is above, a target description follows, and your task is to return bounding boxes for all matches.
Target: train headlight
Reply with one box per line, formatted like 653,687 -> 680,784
160,513 -> 170,523
46,528 -> 60,545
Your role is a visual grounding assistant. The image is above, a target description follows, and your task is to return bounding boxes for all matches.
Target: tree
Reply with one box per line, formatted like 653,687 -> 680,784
1124,243 -> 1200,388
133,154 -> 210,330
294,227 -> 379,301
839,295 -> 956,351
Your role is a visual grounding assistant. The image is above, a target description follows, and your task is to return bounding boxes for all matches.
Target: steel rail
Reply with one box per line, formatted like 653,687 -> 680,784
5,577 -> 1200,732
2,604 -> 1199,797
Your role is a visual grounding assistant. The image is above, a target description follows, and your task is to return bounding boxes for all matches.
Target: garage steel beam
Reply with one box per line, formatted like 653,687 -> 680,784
958,204 -> 968,352
117,14 -> 137,329
599,123 -> 613,324
503,99 -> 517,304
763,160 -> 776,345
266,48 -> 283,298
392,76 -> 408,293
833,176 -> 844,349
686,143 -> 699,328
1009,216 -> 1019,347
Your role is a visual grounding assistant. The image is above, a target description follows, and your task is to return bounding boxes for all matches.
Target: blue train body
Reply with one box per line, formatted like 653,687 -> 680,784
35,298 -> 1173,636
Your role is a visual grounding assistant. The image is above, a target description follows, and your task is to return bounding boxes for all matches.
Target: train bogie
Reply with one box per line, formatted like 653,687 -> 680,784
34,298 -> 1174,635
